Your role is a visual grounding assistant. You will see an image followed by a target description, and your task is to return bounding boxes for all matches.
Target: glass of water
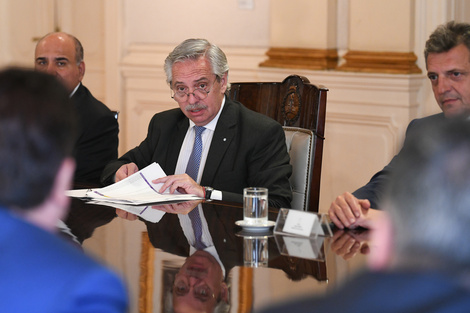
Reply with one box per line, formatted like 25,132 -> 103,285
243,187 -> 268,225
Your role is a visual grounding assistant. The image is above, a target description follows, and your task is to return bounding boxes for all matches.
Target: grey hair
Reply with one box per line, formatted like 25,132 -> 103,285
424,21 -> 470,64
164,38 -> 230,90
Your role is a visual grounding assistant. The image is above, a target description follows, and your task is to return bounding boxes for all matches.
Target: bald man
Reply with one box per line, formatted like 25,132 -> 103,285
35,32 -> 119,185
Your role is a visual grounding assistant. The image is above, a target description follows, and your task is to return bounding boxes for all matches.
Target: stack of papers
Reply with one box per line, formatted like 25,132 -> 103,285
66,162 -> 203,206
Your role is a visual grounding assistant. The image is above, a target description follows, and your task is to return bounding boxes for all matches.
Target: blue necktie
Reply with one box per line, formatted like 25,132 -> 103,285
189,207 -> 206,250
186,126 -> 207,250
185,126 -> 205,181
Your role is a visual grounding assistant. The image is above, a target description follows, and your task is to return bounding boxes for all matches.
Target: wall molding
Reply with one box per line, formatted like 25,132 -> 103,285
259,47 -> 338,70
337,50 -> 422,74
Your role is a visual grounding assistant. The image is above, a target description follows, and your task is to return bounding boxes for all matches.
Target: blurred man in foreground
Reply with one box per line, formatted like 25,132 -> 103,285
0,68 -> 128,312
263,119 -> 470,312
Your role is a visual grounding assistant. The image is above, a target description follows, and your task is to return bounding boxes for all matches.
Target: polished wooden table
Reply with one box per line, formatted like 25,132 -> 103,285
65,199 -> 370,313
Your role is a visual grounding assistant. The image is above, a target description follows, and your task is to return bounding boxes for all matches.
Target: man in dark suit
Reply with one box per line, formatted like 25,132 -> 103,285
262,120 -> 470,313
329,21 -> 470,229
35,32 -> 119,184
101,38 -> 292,208
0,68 -> 128,312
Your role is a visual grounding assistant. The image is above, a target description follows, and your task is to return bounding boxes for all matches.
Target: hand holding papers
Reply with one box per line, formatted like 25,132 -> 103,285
66,162 -> 203,206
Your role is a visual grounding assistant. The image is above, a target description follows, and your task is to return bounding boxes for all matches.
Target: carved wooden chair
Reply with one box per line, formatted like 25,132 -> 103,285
229,75 -> 328,212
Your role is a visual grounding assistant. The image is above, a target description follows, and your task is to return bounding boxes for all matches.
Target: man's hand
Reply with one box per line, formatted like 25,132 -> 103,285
115,163 -> 139,182
115,208 -> 138,221
330,229 -> 370,260
153,174 -> 205,198
328,192 -> 371,229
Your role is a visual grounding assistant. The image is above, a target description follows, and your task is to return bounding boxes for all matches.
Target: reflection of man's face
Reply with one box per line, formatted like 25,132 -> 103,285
173,250 -> 228,312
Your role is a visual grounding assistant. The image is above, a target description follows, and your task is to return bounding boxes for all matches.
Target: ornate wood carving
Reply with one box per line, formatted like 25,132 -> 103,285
282,84 -> 302,126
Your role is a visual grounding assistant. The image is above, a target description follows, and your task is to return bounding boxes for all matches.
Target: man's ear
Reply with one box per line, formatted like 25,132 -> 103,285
368,211 -> 393,271
51,158 -> 76,211
219,72 -> 228,94
219,282 -> 229,304
78,61 -> 85,81
22,158 -> 75,232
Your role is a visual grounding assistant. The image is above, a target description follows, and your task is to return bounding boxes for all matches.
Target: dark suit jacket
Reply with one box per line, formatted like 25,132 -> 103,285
101,98 -> 292,208
261,270 -> 470,313
0,208 -> 128,312
73,84 -> 119,184
353,113 -> 446,209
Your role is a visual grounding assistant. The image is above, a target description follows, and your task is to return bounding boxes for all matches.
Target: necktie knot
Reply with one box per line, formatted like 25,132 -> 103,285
194,126 -> 205,137
185,126 -> 206,182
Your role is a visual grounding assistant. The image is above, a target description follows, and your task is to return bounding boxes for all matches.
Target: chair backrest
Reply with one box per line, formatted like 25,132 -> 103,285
229,75 -> 327,212
283,127 -> 314,211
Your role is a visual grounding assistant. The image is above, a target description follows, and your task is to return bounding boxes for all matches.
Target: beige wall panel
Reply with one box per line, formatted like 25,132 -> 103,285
349,0 -> 414,51
270,0 -> 337,48
123,0 -> 270,47
320,115 -> 398,212
0,0 -> 54,68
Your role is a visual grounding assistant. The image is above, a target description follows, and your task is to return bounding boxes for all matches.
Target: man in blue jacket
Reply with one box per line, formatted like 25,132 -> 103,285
0,68 -> 128,312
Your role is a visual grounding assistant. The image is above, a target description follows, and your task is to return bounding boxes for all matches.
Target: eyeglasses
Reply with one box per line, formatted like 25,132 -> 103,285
173,280 -> 215,301
171,78 -> 216,102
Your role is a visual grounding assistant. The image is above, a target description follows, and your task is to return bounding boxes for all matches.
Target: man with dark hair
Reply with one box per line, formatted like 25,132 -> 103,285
101,38 -> 292,208
329,21 -> 470,229
35,32 -> 119,184
0,68 -> 128,312
262,119 -> 470,312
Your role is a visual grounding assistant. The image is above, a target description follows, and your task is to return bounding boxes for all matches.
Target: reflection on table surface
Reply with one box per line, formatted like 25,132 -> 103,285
65,198 -> 371,313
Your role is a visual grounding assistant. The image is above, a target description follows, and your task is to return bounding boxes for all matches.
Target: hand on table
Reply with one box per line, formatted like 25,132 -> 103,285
115,163 -> 139,182
328,192 -> 379,229
152,174 -> 205,198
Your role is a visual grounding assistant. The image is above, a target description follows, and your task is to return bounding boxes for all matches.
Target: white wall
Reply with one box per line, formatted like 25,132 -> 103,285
123,0 -> 271,47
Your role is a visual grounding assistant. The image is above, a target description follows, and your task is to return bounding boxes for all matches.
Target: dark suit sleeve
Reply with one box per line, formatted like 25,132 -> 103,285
75,113 -> 118,184
220,113 -> 292,208
244,121 -> 292,208
101,114 -> 161,185
353,117 -> 431,209
101,110 -> 185,186
72,85 -> 119,185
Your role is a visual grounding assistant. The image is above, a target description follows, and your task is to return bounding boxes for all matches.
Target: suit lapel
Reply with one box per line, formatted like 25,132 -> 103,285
201,100 -> 238,185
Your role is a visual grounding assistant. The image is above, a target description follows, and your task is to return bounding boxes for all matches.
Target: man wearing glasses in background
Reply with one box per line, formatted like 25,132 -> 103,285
101,38 -> 292,208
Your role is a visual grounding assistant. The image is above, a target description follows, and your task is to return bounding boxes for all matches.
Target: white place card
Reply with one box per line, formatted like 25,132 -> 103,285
281,210 -> 325,237
283,236 -> 325,259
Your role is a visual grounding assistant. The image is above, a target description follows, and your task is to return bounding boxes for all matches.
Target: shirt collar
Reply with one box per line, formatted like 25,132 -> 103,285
69,82 -> 81,98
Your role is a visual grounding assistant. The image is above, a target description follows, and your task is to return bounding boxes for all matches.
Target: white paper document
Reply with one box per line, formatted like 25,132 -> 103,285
65,162 -> 203,205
